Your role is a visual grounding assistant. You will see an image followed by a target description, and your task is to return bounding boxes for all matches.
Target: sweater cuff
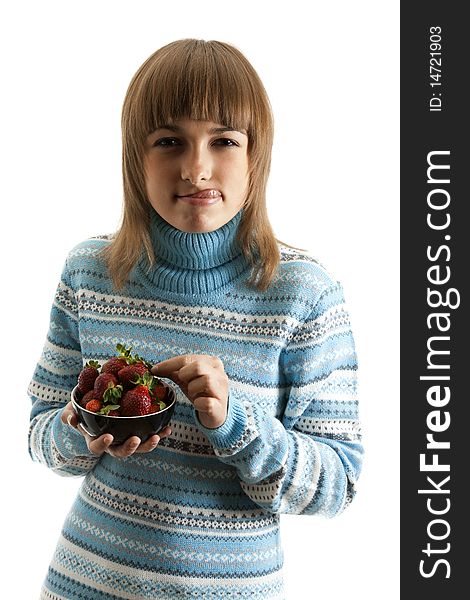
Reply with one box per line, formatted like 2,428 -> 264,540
52,412 -> 95,458
196,395 -> 248,451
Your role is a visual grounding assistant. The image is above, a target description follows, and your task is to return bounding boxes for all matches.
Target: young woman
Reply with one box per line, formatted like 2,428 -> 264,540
28,39 -> 363,600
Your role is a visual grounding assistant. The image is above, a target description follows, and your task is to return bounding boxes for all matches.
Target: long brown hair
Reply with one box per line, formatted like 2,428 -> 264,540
104,39 -> 279,291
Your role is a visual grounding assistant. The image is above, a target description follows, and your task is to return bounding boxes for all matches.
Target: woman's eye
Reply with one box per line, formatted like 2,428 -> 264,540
213,138 -> 238,147
152,137 -> 239,149
153,138 -> 180,148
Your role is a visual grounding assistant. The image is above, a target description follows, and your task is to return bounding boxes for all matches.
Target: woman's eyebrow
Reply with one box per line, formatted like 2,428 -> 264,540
208,126 -> 247,135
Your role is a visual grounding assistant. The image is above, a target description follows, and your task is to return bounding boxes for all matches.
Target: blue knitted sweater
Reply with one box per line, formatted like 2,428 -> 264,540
28,209 -> 363,600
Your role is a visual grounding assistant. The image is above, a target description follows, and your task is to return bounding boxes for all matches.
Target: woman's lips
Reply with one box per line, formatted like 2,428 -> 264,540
176,189 -> 222,206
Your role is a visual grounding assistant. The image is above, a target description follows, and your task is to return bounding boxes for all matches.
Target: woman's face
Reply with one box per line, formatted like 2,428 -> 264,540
144,118 -> 249,233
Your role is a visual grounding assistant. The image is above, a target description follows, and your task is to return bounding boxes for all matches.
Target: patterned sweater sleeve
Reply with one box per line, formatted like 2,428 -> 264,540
198,282 -> 363,517
28,258 -> 100,477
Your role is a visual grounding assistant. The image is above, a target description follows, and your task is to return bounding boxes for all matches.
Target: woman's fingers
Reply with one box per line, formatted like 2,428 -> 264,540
61,401 -> 77,427
68,413 -> 78,428
154,355 -> 227,397
73,421 -> 172,457
152,355 -> 190,379
134,435 -> 160,453
157,426 -> 172,440
133,427 -> 171,453
76,424 -> 113,455
187,373 -> 213,397
192,395 -> 219,415
105,436 -> 141,458
153,355 -> 222,380
153,355 -> 228,429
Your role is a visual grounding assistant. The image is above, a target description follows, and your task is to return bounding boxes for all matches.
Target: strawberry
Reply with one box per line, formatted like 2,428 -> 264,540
151,384 -> 166,401
101,356 -> 128,377
120,372 -> 159,416
85,399 -> 103,413
149,401 -> 164,413
93,373 -> 123,401
118,362 -> 149,389
101,343 -> 133,375
107,409 -> 120,417
120,386 -> 152,416
78,389 -> 98,408
77,360 -> 100,394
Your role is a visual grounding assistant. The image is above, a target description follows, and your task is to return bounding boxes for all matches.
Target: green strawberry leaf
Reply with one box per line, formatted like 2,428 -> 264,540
130,351 -> 153,369
103,384 -> 123,403
116,343 -> 133,361
99,404 -> 120,415
85,360 -> 100,369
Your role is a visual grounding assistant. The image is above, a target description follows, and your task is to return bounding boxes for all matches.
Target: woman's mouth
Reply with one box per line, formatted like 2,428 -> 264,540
176,189 -> 222,206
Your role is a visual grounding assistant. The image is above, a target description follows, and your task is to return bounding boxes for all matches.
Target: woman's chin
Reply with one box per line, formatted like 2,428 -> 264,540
168,210 -> 231,233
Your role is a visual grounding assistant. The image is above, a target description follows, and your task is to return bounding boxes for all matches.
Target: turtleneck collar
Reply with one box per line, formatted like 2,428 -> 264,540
139,209 -> 250,295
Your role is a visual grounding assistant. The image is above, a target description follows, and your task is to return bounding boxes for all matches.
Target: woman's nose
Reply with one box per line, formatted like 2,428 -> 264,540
180,147 -> 212,184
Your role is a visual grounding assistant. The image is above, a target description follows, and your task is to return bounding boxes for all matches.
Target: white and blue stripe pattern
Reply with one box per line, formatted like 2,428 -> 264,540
28,209 -> 362,599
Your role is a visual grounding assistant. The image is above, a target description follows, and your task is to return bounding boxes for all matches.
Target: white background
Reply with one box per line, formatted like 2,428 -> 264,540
1,1 -> 399,598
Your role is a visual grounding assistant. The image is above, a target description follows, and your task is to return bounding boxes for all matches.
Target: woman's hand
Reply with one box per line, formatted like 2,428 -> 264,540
61,402 -> 171,458
152,355 -> 228,429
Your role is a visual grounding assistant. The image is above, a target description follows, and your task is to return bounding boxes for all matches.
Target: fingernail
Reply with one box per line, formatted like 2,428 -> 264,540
67,414 -> 73,426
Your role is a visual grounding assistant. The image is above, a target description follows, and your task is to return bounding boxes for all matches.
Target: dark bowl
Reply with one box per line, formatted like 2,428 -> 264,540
71,379 -> 177,446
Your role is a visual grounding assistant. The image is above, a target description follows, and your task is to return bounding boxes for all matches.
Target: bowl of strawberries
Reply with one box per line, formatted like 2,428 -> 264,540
71,344 -> 177,445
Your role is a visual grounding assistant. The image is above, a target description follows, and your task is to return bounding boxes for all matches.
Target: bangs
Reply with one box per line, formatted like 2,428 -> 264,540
126,39 -> 265,141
